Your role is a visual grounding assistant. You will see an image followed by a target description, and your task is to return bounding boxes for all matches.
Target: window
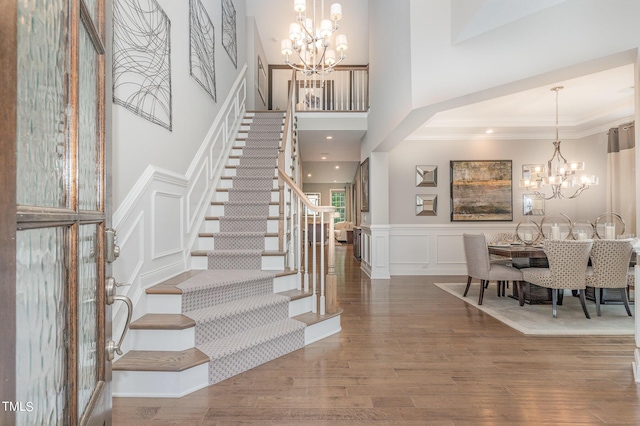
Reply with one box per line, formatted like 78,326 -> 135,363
330,189 -> 345,223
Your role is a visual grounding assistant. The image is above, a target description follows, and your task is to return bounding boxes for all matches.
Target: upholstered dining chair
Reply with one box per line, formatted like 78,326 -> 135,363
586,239 -> 633,317
521,240 -> 593,319
463,234 -> 523,305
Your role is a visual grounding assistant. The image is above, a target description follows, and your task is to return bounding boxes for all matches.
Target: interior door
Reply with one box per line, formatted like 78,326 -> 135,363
0,0 -> 111,424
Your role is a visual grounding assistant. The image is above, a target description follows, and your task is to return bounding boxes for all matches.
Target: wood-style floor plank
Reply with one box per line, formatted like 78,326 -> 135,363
112,245 -> 640,425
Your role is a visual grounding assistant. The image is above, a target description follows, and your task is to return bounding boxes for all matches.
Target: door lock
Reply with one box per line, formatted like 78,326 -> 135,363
105,228 -> 120,263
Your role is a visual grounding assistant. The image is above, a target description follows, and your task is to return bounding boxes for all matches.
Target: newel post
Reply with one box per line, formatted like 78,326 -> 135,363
326,214 -> 337,313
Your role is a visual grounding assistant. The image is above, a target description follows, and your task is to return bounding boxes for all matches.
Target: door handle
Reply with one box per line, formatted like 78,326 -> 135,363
105,277 -> 130,305
105,277 -> 132,361
106,294 -> 133,361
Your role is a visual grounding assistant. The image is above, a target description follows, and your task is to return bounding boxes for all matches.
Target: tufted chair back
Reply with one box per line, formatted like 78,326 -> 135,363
463,233 -> 490,279
587,239 -> 633,289
543,239 -> 593,290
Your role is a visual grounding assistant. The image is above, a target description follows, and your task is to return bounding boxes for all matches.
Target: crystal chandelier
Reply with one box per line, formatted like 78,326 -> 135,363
280,0 -> 348,75
520,86 -> 599,199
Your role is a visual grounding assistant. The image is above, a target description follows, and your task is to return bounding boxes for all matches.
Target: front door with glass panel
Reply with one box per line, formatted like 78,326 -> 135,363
1,0 -> 111,424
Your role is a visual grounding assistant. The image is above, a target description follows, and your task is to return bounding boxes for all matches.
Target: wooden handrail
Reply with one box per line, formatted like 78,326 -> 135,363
276,69 -> 338,314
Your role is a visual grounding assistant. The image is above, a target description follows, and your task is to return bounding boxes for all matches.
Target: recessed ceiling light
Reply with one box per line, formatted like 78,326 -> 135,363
307,173 -> 312,177
326,136 -> 333,140
485,129 -> 494,134
335,165 -> 340,169
321,156 -> 327,160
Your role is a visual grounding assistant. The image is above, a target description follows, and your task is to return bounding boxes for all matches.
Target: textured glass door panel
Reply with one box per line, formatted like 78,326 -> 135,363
16,0 -> 69,208
16,227 -> 68,426
78,24 -> 100,211
77,224 -> 99,419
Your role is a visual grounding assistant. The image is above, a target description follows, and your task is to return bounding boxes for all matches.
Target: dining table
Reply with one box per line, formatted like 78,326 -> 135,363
488,242 -> 636,305
487,243 -> 554,305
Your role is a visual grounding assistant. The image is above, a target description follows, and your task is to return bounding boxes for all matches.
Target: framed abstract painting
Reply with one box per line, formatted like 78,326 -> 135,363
450,160 -> 512,221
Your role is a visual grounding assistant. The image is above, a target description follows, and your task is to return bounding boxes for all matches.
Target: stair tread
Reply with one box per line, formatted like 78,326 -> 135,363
197,318 -> 305,360
191,250 -> 286,257
216,188 -> 278,192
185,293 -> 289,321
222,176 -> 278,180
294,307 -> 343,327
211,201 -> 278,205
278,288 -> 314,301
130,314 -> 196,330
199,232 -> 278,238
205,215 -> 278,220
113,348 -> 209,372
149,270 -> 274,294
146,270 -> 205,294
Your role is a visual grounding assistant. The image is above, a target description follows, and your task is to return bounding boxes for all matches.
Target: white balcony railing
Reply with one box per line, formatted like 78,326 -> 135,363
270,66 -> 368,113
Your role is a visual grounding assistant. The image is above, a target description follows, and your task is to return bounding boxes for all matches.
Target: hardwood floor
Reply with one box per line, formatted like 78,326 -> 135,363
112,245 -> 640,425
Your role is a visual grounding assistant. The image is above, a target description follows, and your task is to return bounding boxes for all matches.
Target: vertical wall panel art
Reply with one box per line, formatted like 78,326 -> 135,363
190,0 -> 216,101
221,0 -> 237,68
113,0 -> 172,130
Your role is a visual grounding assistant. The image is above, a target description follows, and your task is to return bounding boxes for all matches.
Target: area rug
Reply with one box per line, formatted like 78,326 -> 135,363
434,282 -> 634,336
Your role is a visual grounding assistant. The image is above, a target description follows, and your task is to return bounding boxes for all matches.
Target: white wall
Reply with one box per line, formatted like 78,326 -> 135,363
112,0 -> 247,209
360,0 -> 413,158
245,17 -> 268,111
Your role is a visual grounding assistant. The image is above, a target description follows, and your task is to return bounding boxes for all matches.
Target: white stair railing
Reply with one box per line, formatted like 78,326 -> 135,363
278,71 -> 338,315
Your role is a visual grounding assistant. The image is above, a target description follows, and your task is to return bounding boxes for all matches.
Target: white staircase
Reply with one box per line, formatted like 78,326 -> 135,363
112,112 -> 341,398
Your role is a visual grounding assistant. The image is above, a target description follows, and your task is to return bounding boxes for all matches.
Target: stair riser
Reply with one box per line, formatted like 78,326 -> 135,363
223,168 -> 277,178
129,328 -> 195,351
190,254 -> 285,271
112,366 -> 209,398
304,314 -> 341,345
214,191 -> 279,203
195,302 -> 290,344
289,295 -> 313,317
147,294 -> 182,314
198,236 -> 278,251
208,329 -> 305,385
273,273 -> 299,293
219,179 -> 278,190
209,204 -> 279,217
204,218 -> 278,233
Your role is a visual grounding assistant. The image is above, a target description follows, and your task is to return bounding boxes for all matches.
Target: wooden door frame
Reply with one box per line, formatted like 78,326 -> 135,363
0,1 -> 18,424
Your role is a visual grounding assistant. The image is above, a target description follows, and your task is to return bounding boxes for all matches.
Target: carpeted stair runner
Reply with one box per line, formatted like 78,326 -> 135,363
186,112 -> 305,385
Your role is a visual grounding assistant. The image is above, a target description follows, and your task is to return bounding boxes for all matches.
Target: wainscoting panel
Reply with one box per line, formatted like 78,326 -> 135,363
389,224 -> 516,276
152,191 -> 183,260
389,234 -> 430,265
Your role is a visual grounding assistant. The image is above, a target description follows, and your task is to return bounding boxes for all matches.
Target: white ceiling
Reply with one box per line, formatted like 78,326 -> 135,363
409,64 -> 635,141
